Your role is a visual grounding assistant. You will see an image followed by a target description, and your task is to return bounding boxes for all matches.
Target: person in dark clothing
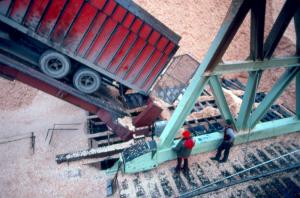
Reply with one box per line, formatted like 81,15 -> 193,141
173,130 -> 195,172
211,119 -> 235,163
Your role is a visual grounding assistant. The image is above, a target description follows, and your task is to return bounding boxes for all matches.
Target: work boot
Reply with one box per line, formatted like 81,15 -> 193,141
219,159 -> 227,163
210,157 -> 219,161
182,166 -> 189,173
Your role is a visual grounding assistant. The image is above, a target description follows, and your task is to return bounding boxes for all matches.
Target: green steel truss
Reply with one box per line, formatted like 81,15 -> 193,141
236,70 -> 262,130
209,75 -> 234,125
118,0 -> 300,173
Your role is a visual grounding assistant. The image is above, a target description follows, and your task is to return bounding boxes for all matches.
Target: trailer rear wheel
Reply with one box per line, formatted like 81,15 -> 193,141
73,68 -> 101,94
39,50 -> 71,79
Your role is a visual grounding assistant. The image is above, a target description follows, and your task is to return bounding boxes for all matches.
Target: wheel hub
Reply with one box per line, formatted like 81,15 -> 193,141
73,68 -> 101,94
48,59 -> 63,72
80,75 -> 95,87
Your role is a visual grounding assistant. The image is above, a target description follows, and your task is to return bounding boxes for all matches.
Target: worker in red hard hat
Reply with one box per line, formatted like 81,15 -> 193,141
172,130 -> 195,173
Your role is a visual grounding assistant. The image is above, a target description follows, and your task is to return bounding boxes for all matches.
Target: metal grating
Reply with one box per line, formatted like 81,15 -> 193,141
152,54 -> 200,104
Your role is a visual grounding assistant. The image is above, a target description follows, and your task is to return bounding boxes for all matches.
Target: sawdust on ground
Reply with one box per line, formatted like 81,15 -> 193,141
223,89 -> 243,117
118,116 -> 135,131
188,106 -> 220,120
0,79 -> 38,111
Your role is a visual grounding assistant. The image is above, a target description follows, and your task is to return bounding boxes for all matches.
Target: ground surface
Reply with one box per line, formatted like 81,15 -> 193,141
0,93 -> 108,197
0,0 -> 299,197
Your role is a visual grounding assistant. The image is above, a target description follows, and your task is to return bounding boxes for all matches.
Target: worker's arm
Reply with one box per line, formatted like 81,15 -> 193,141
173,139 -> 183,152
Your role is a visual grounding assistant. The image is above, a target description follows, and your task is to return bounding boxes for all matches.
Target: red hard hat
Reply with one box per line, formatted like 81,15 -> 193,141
182,130 -> 191,138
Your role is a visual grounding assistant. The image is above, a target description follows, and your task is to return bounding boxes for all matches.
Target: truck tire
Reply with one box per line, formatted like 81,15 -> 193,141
39,50 -> 71,79
73,68 -> 101,94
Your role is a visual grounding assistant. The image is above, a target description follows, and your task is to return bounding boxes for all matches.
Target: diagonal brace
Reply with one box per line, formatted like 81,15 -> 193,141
159,76 -> 209,148
297,73 -> 300,118
158,0 -> 252,148
250,67 -> 300,128
250,0 -> 266,60
209,75 -> 234,124
295,6 -> 300,55
296,7 -> 300,118
237,70 -> 262,130
264,0 -> 300,59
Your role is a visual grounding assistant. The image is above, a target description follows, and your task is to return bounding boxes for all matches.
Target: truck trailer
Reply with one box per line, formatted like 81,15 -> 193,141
0,0 -> 180,97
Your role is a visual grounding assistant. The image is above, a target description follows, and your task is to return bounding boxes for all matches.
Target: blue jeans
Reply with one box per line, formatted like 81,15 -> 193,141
215,141 -> 233,161
176,157 -> 188,170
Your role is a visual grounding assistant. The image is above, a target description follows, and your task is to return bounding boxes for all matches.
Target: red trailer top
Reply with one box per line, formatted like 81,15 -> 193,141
0,0 -> 180,94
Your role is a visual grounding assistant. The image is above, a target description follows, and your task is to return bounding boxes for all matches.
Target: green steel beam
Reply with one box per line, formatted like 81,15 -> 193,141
296,8 -> 300,118
264,0 -> 300,59
158,0 -> 252,148
120,117 -> 300,173
296,6 -> 300,56
236,0 -> 265,131
250,67 -> 300,128
205,56 -> 300,76
297,73 -> 300,118
158,76 -> 209,148
236,71 -> 262,130
250,0 -> 265,60
209,75 -> 234,124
